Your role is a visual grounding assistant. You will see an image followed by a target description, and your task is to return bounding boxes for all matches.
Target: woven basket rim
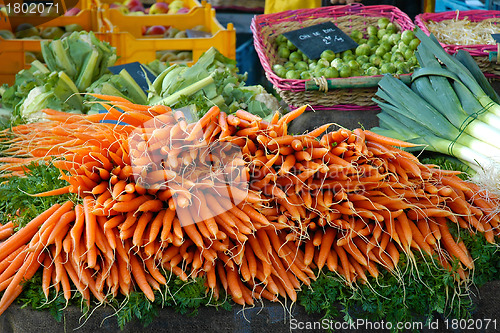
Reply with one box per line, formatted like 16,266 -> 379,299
414,10 -> 500,56
252,4 -> 415,92
289,104 -> 381,111
253,4 -> 414,29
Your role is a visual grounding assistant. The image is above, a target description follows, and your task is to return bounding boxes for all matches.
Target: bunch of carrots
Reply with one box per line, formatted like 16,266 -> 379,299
0,94 -> 498,317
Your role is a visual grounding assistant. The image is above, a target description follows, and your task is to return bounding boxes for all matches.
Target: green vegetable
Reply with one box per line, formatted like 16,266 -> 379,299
0,161 -> 77,227
148,47 -> 279,118
160,65 -> 187,95
116,68 -> 148,105
30,60 -> 50,74
86,69 -> 148,111
0,29 -> 15,39
0,108 -> 12,129
75,48 -> 100,91
18,86 -> 56,122
272,27 -> 420,79
2,31 -> 118,123
143,59 -> 170,77
64,24 -> 83,33
372,28 -> 500,174
158,74 -> 215,107
46,39 -> 77,78
40,27 -> 65,40
15,24 -> 39,39
54,71 -> 83,110
377,17 -> 390,29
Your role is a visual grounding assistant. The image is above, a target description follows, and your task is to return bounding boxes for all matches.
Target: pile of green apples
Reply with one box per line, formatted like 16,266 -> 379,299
272,18 -> 421,80
0,23 -> 85,64
0,23 -> 83,40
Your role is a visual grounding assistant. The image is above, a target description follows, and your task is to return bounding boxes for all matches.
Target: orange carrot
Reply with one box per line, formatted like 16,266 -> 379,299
0,227 -> 13,241
316,228 -> 336,271
407,219 -> 433,256
41,254 -> 54,300
226,266 -> 243,299
130,253 -> 155,302
160,207 -> 176,241
31,185 -> 72,197
112,195 -> 152,213
146,209 -> 166,244
0,249 -> 45,316
0,204 -> 61,262
143,255 -> 167,285
54,253 -> 72,302
363,130 -> 420,148
438,221 -> 474,270
65,257 -> 91,306
83,196 -> 98,268
132,212 -> 154,247
277,105 -> 307,127
333,243 -> 351,283
0,250 -> 30,285
137,199 -> 164,213
46,210 -> 77,246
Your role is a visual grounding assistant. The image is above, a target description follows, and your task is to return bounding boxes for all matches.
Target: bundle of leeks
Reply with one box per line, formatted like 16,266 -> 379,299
371,28 -> 500,194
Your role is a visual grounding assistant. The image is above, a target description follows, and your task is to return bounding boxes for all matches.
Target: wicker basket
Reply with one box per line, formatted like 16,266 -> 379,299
415,10 -> 500,78
251,4 -> 414,108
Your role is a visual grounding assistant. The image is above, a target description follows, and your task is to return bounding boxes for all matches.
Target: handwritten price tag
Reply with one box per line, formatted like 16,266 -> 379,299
283,22 -> 357,60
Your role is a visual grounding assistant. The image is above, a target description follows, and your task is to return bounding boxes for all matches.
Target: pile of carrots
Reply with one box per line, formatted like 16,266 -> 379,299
0,94 -> 498,316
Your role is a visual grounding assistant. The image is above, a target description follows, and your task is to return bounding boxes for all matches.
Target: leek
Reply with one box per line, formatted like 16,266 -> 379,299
372,28 -> 500,173
374,108 -> 489,171
411,48 -> 500,146
376,96 -> 497,164
454,49 -> 500,104
452,80 -> 500,129
414,28 -> 500,117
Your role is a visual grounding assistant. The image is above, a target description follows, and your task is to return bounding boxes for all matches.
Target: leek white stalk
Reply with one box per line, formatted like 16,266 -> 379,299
377,76 -> 500,160
452,80 -> 500,130
374,111 -> 491,172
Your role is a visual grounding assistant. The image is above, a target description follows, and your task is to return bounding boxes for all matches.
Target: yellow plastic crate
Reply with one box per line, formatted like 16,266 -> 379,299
82,0 -> 202,13
0,9 -> 105,85
77,0 -> 101,9
98,4 -> 236,65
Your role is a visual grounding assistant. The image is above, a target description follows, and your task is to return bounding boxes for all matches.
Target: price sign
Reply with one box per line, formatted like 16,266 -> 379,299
283,22 -> 358,60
